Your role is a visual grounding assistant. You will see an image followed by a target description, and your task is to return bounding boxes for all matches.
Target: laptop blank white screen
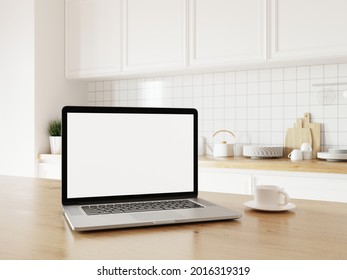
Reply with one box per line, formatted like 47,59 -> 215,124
67,113 -> 194,199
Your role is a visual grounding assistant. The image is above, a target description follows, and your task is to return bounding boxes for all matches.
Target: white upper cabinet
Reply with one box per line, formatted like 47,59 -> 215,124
122,0 -> 187,72
269,0 -> 347,60
65,0 -> 121,78
189,0 -> 266,67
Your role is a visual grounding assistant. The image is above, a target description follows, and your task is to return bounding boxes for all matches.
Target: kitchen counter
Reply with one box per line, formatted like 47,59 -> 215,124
199,156 -> 347,174
1,175 -> 347,260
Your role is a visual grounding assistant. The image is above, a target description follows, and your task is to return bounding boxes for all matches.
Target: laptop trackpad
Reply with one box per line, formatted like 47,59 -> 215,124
131,211 -> 183,222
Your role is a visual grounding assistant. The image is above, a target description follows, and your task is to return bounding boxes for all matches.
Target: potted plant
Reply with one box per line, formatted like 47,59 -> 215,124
48,119 -> 62,154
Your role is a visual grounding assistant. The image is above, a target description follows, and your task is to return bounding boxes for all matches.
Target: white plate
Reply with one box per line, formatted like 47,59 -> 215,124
244,200 -> 296,212
317,152 -> 347,161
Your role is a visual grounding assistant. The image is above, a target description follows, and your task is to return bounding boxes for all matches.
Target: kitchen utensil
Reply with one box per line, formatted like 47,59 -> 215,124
254,185 -> 290,209
206,130 -> 235,157
243,145 -> 283,159
317,151 -> 347,161
288,149 -> 303,161
303,113 -> 320,157
284,127 -> 312,157
301,143 -> 313,160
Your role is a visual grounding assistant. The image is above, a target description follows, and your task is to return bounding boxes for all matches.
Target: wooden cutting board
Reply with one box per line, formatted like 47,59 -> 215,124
284,127 -> 312,157
303,112 -> 321,157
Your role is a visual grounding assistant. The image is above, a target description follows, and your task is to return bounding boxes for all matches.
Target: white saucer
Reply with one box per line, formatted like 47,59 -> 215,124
244,200 -> 296,212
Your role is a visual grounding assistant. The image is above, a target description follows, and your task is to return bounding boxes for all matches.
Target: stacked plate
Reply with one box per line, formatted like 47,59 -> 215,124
317,149 -> 347,161
243,145 -> 283,159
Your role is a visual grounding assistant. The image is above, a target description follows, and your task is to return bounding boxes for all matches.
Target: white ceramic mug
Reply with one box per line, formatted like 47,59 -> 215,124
288,149 -> 303,161
300,143 -> 313,160
254,185 -> 290,209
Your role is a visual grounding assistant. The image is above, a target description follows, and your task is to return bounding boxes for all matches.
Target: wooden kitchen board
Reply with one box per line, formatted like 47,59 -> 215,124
284,127 -> 312,157
303,112 -> 321,157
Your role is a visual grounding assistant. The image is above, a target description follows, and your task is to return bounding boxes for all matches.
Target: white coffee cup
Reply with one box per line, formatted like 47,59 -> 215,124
254,185 -> 290,209
300,143 -> 313,160
288,149 -> 303,161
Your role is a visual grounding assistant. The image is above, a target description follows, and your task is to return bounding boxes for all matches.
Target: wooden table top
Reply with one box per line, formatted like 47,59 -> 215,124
199,156 -> 347,174
1,175 -> 347,260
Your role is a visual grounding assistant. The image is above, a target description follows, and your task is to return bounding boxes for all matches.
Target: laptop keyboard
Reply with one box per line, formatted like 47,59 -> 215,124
81,199 -> 203,216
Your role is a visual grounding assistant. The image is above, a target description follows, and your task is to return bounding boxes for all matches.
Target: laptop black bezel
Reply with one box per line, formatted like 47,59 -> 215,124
62,106 -> 198,206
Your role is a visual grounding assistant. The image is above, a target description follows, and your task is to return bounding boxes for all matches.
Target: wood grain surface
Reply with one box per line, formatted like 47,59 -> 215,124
199,156 -> 347,174
1,176 -> 347,260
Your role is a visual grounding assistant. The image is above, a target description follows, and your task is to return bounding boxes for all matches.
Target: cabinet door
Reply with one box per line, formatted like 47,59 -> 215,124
65,0 -> 121,78
269,0 -> 347,60
189,0 -> 266,66
123,0 -> 187,72
253,174 -> 347,203
199,168 -> 252,195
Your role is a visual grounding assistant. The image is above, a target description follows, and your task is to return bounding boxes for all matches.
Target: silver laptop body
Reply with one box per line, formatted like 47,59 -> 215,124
62,106 -> 241,231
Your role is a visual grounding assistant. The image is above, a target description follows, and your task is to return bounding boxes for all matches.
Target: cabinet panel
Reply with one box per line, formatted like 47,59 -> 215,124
123,0 -> 187,71
199,168 -> 252,194
65,0 -> 121,78
270,0 -> 347,59
253,174 -> 347,203
189,0 -> 266,66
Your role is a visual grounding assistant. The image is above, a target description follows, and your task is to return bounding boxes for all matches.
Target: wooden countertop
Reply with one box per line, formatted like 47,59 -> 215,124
199,156 -> 347,174
1,175 -> 347,260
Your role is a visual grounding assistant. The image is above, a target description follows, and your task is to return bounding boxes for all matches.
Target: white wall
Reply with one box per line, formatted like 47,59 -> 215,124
0,0 -> 35,177
88,63 -> 347,153
0,0 -> 87,177
35,0 -> 87,169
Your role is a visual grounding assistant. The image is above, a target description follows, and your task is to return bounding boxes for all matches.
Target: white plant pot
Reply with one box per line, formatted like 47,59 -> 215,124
49,136 -> 62,154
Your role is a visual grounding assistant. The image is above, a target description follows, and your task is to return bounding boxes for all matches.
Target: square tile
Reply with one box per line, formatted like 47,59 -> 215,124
338,63 -> 347,77
324,105 -> 338,119
96,81 -> 104,91
88,82 -> 96,92
103,91 -> 112,101
297,79 -> 310,93
214,72 -> 225,84
183,86 -> 193,98
324,64 -> 338,78
203,108 -> 214,120
247,119 -> 259,131
183,75 -> 193,86
225,95 -> 235,108
236,107 -> 247,119
235,83 -> 247,95
324,132 -> 338,146
323,119 -> 338,132
225,108 -> 235,119
338,105 -> 347,118
310,65 -> 324,78
259,107 -> 271,119
247,83 -> 259,95
297,66 -> 310,79
112,80 -> 120,90
203,73 -> 213,85
259,94 -> 271,106
88,92 -> 95,102
271,94 -> 284,106
214,96 -> 224,108
225,84 -> 236,95
203,85 -> 213,97
259,69 -> 271,81
297,92 -> 310,106
271,132 -> 285,145
214,108 -> 225,120
338,132 -> 347,145
236,71 -> 247,83
127,79 -> 137,90
284,93 -> 297,106
271,107 -> 283,119
271,68 -> 283,81
193,74 -> 203,86
193,85 -> 203,98
259,120 -> 271,131
338,119 -> 347,131
259,81 -> 271,94
225,72 -> 236,84
259,131 -> 271,144
214,84 -> 224,96
271,81 -> 283,94
283,106 -> 297,119
284,67 -> 296,80
247,95 -> 259,107
173,76 -> 183,87
284,80 -> 296,93
235,95 -> 247,107
247,107 -> 259,119
163,77 -> 173,88
203,96 -> 213,108
247,70 -> 259,82
120,80 -> 128,90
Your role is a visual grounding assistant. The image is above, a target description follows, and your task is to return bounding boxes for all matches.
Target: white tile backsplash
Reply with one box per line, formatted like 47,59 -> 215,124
88,63 -> 347,149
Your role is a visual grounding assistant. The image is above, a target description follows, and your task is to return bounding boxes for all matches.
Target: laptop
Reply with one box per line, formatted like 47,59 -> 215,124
62,106 -> 241,231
